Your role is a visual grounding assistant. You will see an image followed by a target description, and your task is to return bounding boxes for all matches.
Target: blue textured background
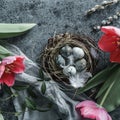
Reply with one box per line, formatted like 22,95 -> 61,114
0,0 -> 120,119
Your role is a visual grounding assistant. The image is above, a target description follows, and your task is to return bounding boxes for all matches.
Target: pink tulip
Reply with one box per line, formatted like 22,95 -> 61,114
0,56 -> 25,86
75,100 -> 112,120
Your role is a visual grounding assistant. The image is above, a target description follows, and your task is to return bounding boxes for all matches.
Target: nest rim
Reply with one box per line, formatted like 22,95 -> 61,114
41,33 -> 99,86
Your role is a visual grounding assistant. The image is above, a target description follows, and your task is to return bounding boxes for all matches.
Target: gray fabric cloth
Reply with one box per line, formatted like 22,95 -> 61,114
5,44 -> 90,120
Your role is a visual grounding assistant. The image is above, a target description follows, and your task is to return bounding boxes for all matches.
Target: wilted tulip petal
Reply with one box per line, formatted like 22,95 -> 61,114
80,106 -> 97,119
98,34 -> 117,52
98,26 -> 120,63
101,26 -> 120,36
0,72 -> 15,86
75,100 -> 112,120
0,55 -> 25,86
0,65 -> 5,78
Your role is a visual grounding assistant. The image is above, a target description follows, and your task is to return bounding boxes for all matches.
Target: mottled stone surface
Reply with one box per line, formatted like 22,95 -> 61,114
0,0 -> 120,119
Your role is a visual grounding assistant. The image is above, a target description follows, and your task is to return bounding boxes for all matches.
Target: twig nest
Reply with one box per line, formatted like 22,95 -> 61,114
63,66 -> 76,76
73,47 -> 85,60
75,58 -> 87,71
41,33 -> 99,86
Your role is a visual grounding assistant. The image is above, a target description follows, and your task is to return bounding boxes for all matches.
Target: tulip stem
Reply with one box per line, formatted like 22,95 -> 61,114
0,93 -> 18,102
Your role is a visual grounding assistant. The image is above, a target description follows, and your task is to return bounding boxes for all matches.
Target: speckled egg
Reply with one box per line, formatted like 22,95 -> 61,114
75,58 -> 87,71
63,66 -> 76,76
56,54 -> 65,68
60,45 -> 72,57
73,47 -> 85,60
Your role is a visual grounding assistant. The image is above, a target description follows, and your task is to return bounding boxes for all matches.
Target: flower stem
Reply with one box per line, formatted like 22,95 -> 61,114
0,93 -> 18,102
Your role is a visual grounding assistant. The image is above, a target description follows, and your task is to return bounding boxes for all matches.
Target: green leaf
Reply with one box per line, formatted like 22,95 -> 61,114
25,98 -> 36,110
0,45 -> 11,55
3,85 -> 13,95
12,84 -> 29,91
14,112 -> 22,117
27,87 -> 38,98
97,66 -> 120,112
45,77 -> 51,81
76,64 -> 118,94
0,114 -> 4,120
0,23 -> 36,38
96,66 -> 119,98
36,103 -> 53,112
0,54 -> 10,59
41,82 -> 46,95
39,69 -> 44,80
36,108 -> 51,112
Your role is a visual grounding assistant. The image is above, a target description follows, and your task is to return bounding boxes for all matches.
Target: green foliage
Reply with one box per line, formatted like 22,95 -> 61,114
77,64 -> 118,94
97,65 -> 120,112
25,98 -> 37,110
3,85 -> 13,95
0,23 -> 36,38
0,113 -> 4,120
14,112 -> 22,117
39,69 -> 44,80
41,82 -> 46,95
0,45 -> 11,59
25,97 -> 51,112
45,77 -> 51,81
27,87 -> 38,99
12,84 -> 29,91
76,64 -> 120,112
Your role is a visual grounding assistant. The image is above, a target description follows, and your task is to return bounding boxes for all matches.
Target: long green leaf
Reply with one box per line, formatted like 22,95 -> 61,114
12,84 -> 29,91
0,114 -> 4,120
76,64 -> 117,94
25,98 -> 36,110
0,23 -> 36,38
97,66 -> 120,112
96,66 -> 119,98
0,45 -> 11,55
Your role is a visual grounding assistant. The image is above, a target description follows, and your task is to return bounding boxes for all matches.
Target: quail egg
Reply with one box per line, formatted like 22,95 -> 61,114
73,47 -> 85,60
56,54 -> 65,68
75,58 -> 87,71
63,66 -> 76,76
60,45 -> 72,57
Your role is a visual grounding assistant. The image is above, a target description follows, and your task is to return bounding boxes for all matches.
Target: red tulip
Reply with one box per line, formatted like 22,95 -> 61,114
98,26 -> 120,63
75,100 -> 112,120
0,56 -> 25,86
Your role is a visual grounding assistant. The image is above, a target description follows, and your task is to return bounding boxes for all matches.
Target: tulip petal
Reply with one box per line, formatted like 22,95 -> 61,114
101,26 -> 120,36
80,106 -> 96,119
0,72 -> 15,86
108,114 -> 112,120
0,78 -> 3,84
75,100 -> 97,110
110,49 -> 120,63
98,34 -> 117,52
96,108 -> 110,120
2,56 -> 16,65
11,56 -> 25,73
0,65 -> 5,78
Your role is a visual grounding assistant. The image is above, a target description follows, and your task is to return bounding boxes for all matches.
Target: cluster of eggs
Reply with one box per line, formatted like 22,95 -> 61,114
56,45 -> 87,77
